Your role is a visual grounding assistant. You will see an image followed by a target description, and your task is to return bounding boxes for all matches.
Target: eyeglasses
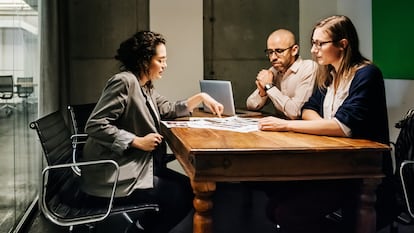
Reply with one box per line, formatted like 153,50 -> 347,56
311,40 -> 335,49
264,45 -> 295,57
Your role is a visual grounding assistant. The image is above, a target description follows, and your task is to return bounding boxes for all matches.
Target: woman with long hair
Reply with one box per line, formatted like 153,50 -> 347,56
259,15 -> 396,233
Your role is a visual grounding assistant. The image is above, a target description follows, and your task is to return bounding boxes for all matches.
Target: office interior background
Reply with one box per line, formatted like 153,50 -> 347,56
1,0 -> 413,232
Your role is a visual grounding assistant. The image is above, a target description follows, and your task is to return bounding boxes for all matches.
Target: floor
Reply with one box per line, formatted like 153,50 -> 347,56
23,182 -> 414,233
25,183 -> 275,233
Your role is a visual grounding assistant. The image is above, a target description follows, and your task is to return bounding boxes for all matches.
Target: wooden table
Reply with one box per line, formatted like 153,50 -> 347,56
161,119 -> 390,233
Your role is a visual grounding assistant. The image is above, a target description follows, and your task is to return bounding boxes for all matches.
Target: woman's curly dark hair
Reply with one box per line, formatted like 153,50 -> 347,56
115,31 -> 166,76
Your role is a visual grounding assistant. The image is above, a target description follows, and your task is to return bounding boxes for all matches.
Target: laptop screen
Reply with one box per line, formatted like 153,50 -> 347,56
199,80 -> 236,116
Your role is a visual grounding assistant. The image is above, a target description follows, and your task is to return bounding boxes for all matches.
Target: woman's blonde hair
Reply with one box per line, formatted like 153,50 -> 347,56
312,15 -> 371,89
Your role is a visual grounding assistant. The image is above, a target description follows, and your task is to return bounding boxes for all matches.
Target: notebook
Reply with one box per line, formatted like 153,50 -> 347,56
199,80 -> 261,117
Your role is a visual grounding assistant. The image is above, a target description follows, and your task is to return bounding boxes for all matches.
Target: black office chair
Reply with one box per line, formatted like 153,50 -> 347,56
395,109 -> 414,225
30,111 -> 159,232
16,77 -> 34,98
0,75 -> 15,116
400,161 -> 414,218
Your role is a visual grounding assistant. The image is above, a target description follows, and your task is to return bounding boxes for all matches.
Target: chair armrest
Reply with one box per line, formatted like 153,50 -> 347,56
71,134 -> 88,145
70,133 -> 89,176
40,159 -> 120,227
390,141 -> 396,174
399,160 -> 414,218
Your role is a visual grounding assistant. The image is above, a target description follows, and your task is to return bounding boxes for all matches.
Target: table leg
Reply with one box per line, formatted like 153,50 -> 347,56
191,181 -> 216,233
355,178 -> 380,233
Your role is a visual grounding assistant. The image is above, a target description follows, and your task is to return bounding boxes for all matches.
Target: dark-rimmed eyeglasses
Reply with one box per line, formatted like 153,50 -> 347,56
311,40 -> 335,49
264,45 -> 295,57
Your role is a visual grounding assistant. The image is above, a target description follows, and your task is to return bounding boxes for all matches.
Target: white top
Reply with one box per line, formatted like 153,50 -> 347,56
246,57 -> 317,119
323,73 -> 353,137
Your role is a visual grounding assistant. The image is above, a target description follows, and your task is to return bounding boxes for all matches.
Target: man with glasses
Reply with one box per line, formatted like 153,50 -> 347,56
246,29 -> 317,119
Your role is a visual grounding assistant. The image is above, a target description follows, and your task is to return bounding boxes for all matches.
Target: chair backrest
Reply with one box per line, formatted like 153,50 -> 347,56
16,77 -> 34,98
395,109 -> 414,164
68,103 -> 96,135
0,75 -> 14,99
30,111 -> 73,166
29,111 -> 74,195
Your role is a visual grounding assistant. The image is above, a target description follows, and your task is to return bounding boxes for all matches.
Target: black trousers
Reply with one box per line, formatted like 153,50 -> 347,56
83,166 -> 194,233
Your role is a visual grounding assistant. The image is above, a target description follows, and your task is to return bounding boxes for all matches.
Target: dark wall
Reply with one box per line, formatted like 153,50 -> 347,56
203,0 -> 299,110
65,0 -> 299,109
66,0 -> 149,104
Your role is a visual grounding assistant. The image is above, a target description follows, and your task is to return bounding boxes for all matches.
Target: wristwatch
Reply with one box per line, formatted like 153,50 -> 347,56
264,83 -> 274,92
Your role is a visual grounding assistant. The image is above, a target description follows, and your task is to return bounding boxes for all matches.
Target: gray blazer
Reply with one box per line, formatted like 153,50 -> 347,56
81,71 -> 190,197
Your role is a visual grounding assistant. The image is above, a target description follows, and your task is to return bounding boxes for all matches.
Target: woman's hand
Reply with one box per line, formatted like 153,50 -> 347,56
131,133 -> 163,151
202,93 -> 224,117
258,116 -> 289,131
187,92 -> 224,117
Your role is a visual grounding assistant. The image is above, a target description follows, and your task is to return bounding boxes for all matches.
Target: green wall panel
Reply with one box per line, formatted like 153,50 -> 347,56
373,0 -> 414,79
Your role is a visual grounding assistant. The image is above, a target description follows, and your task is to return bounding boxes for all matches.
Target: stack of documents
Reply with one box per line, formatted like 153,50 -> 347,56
161,116 -> 259,133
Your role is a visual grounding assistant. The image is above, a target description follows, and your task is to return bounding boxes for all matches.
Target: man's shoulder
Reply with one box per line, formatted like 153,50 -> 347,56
294,57 -> 317,72
298,57 -> 317,66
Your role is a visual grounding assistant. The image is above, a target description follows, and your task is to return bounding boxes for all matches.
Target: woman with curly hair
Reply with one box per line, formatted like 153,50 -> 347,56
81,31 -> 224,233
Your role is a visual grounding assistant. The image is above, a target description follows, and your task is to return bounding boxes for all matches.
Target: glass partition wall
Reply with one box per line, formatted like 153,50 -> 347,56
0,0 -> 40,232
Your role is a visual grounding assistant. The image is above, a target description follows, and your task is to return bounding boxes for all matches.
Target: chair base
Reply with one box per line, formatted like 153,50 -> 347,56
69,224 -> 96,233
124,224 -> 145,233
397,212 -> 413,225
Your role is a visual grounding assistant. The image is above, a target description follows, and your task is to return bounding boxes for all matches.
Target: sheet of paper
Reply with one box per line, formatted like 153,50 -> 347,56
161,116 -> 259,133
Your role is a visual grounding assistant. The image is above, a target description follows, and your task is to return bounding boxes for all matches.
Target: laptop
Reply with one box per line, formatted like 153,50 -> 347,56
199,80 -> 261,117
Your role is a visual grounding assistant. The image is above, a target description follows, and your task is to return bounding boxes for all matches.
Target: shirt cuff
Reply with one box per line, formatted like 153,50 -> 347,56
334,118 -> 352,137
